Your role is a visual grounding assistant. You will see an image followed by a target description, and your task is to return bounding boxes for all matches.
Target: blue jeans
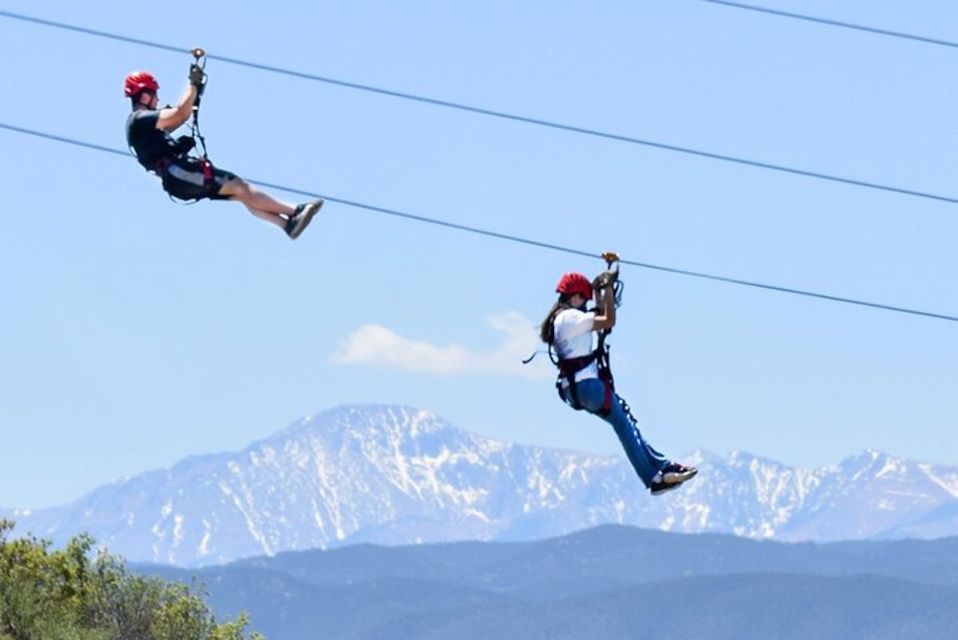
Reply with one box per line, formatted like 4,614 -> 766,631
564,377 -> 669,488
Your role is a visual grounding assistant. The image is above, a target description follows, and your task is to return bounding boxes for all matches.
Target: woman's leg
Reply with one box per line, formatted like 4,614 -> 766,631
603,393 -> 669,487
573,379 -> 669,487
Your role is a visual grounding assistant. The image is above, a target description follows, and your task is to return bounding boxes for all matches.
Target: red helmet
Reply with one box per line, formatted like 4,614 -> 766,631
556,272 -> 593,300
124,71 -> 159,98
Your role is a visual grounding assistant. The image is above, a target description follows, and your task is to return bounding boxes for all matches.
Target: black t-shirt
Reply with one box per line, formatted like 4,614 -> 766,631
126,110 -> 179,169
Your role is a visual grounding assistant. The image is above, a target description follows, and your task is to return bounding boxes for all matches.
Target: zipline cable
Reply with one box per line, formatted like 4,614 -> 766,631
699,0 -> 958,50
3,121 -> 956,325
2,9 -> 958,206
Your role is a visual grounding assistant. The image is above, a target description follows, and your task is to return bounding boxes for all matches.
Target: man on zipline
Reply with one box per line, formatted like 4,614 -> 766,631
124,65 -> 321,239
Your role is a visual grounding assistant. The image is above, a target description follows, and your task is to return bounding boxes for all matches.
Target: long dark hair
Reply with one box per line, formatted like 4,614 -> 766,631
540,297 -> 571,344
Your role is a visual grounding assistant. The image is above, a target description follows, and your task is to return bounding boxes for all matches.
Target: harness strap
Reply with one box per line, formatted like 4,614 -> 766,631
595,330 -> 615,416
152,156 -> 219,204
555,339 -> 615,417
200,158 -> 214,187
544,300 -> 617,417
556,352 -> 597,377
152,157 -> 171,175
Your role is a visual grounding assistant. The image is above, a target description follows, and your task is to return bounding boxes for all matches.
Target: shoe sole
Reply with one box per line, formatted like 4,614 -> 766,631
651,470 -> 698,497
650,483 -> 681,497
289,199 -> 324,239
663,467 -> 698,485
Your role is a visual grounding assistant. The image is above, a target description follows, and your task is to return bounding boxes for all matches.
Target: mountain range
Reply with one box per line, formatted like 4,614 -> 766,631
140,524 -> 958,640
5,404 -> 958,566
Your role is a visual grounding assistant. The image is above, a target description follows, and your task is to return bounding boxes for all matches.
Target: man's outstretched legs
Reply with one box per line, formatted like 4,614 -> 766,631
218,177 -> 322,239
219,177 -> 295,229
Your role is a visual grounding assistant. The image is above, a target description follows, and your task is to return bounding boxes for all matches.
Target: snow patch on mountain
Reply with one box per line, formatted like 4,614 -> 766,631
4,405 -> 958,567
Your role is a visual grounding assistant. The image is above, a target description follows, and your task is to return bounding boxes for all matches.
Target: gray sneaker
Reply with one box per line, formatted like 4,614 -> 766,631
284,205 -> 304,237
286,199 -> 324,239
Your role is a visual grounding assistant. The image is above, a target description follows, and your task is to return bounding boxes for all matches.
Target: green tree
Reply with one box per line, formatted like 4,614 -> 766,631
0,520 -> 262,640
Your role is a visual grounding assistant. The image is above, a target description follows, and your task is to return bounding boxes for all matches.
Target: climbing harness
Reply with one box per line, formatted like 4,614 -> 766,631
528,252 -> 626,417
171,46 -> 216,198
556,252 -> 619,416
125,47 -> 218,202
555,324 -> 616,417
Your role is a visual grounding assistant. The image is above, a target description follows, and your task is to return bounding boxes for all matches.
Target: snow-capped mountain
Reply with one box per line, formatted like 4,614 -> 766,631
5,405 -> 957,566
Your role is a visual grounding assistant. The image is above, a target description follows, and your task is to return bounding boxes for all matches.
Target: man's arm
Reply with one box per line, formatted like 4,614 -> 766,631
156,84 -> 198,131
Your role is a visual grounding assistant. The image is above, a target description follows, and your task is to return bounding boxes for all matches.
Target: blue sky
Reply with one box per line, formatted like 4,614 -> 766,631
1,0 -> 956,509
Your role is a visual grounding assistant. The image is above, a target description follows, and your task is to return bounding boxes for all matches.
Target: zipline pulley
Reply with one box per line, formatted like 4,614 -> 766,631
598,251 -> 624,309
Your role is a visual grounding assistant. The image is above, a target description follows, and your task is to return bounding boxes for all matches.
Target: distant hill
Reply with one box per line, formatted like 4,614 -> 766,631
6,404 -> 958,566
139,525 -> 958,640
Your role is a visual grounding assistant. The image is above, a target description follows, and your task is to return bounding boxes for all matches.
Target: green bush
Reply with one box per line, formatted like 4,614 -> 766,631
0,519 -> 263,640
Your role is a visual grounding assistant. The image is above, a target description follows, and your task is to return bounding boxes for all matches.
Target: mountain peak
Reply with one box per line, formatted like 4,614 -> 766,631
6,404 -> 958,567
274,404 -> 485,445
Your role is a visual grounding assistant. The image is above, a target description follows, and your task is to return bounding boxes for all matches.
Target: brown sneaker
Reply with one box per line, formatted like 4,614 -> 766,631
662,462 -> 698,485
650,463 -> 698,496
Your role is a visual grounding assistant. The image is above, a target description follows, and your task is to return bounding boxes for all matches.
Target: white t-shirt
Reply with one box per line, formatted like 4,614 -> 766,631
553,308 -> 598,381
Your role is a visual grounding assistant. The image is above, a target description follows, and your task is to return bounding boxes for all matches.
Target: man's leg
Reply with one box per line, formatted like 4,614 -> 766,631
218,177 -> 295,230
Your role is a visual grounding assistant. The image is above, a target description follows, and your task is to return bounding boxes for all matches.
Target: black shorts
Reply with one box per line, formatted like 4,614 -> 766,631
161,159 -> 237,201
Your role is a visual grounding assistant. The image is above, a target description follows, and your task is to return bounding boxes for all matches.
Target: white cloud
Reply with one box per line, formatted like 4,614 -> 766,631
332,311 -> 553,380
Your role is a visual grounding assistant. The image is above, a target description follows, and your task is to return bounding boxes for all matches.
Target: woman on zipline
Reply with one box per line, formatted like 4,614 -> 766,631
541,263 -> 697,495
124,64 -> 321,239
